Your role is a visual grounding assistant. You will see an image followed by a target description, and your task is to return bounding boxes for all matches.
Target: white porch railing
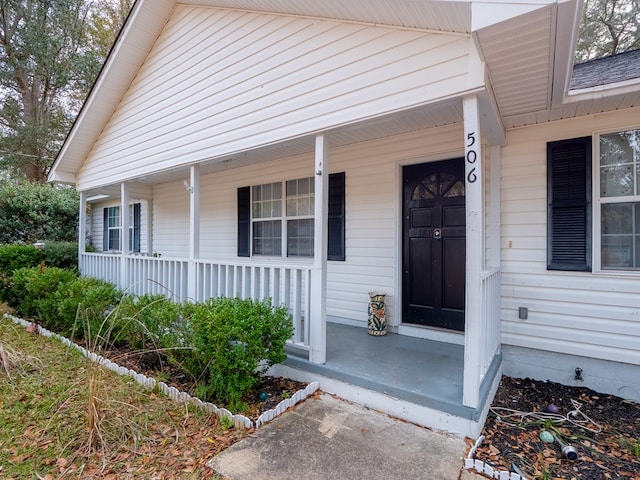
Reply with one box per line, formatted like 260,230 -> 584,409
82,252 -> 122,287
79,253 -> 312,351
479,267 -> 501,384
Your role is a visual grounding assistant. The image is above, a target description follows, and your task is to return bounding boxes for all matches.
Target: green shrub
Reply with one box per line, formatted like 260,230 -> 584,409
10,266 -> 77,327
0,244 -> 42,274
55,276 -> 121,339
186,297 -> 293,411
0,181 -> 78,244
0,244 -> 43,303
41,241 -> 78,270
5,267 -> 40,313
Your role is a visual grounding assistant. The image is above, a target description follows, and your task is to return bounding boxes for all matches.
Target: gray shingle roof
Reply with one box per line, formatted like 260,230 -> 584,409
570,49 -> 640,90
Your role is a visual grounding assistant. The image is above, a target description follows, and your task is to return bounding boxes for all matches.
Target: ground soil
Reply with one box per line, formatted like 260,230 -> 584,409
472,376 -> 640,480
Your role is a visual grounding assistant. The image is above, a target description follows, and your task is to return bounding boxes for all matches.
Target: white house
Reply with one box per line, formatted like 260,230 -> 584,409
49,0 -> 640,437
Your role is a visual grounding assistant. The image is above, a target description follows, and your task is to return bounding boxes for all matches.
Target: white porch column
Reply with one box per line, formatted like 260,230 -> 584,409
187,164 -> 200,301
120,182 -> 130,290
309,133 -> 328,364
463,95 -> 484,409
78,191 -> 87,276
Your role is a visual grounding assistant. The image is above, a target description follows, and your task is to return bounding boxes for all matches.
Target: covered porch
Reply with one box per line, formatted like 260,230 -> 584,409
76,91 -> 505,436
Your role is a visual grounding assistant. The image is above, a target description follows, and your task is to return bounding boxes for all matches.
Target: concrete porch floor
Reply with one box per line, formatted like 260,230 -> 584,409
271,322 -> 501,437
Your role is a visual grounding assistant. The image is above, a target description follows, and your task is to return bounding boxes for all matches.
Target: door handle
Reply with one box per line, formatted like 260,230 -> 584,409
433,228 -> 442,240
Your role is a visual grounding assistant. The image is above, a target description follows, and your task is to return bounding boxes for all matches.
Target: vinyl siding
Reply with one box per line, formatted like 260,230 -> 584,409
500,106 -> 640,365
77,6 -> 472,190
151,182 -> 190,258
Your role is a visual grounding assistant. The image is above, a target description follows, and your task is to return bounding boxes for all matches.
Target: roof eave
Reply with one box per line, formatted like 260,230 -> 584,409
47,0 -> 175,184
566,77 -> 640,102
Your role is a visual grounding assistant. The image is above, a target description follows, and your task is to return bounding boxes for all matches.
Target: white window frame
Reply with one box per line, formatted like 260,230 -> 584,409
105,205 -> 136,252
251,177 -> 315,257
593,127 -> 640,273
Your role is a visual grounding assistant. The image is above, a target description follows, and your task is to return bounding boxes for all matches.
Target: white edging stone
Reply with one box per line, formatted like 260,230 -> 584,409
465,434 -> 527,480
3,313 -> 319,429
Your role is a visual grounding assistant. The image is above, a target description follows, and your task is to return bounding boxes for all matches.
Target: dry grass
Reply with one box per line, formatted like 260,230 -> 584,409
0,312 -> 246,479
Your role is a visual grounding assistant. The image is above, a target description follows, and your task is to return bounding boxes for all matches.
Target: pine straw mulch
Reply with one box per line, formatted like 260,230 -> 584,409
470,376 -> 640,480
104,344 -> 309,421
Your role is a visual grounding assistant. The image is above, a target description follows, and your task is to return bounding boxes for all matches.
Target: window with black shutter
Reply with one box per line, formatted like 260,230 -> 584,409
547,137 -> 592,271
237,172 -> 345,260
102,203 -> 141,253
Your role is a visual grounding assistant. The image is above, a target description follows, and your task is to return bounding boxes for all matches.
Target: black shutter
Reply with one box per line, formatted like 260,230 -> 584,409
103,208 -> 109,251
133,203 -> 141,253
547,137 -> 592,271
328,172 -> 345,261
237,186 -> 250,257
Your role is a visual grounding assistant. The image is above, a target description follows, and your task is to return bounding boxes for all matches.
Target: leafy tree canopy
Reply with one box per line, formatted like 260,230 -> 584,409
0,0 -> 131,183
576,0 -> 640,62
0,180 -> 79,243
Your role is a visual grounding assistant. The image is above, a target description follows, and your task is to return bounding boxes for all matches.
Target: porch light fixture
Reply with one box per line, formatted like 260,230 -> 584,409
183,180 -> 193,193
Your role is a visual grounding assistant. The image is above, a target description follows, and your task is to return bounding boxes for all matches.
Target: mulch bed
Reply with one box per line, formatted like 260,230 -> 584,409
99,344 -> 309,422
471,376 -> 640,480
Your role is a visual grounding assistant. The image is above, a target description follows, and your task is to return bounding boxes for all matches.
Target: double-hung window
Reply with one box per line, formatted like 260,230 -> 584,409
103,203 -> 141,252
252,182 -> 284,256
238,173 -> 345,260
597,129 -> 640,270
251,178 -> 315,257
547,128 -> 640,272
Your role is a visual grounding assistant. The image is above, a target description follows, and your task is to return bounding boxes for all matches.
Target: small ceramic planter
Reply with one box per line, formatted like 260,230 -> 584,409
368,291 -> 387,336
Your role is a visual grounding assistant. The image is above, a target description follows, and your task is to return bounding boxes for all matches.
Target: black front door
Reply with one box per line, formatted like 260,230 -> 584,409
403,159 -> 465,331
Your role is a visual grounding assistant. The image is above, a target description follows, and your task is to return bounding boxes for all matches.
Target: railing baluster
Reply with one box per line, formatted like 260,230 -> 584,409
79,254 -> 313,350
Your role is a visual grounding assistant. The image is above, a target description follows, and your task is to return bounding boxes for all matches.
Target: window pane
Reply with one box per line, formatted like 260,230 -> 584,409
286,179 -> 297,196
602,203 -> 633,234
288,219 -> 314,257
600,131 -> 636,166
601,202 -> 640,270
602,235 -> 633,269
286,177 -> 314,217
108,206 -> 120,228
272,198 -> 282,217
600,130 -> 639,197
253,182 -> 282,219
108,229 -> 120,250
412,174 -> 437,200
287,199 -> 297,216
298,197 -> 311,216
600,165 -> 634,197
252,220 -> 281,255
298,178 -> 309,195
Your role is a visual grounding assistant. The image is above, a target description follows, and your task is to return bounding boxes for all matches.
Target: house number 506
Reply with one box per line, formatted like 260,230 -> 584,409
466,132 -> 477,183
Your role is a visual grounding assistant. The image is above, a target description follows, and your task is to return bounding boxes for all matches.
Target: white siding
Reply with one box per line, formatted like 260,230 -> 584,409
77,6 -> 473,190
149,125 -> 463,326
89,199 -> 150,254
152,182 -> 190,258
501,106 -> 640,366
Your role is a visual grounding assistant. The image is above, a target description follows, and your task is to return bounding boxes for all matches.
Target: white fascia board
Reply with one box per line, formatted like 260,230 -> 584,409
551,0 -> 584,106
86,194 -> 111,203
565,78 -> 640,102
48,170 -> 76,185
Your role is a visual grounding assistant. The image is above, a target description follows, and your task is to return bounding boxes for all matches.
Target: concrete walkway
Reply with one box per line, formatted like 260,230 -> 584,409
207,393 -> 485,480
